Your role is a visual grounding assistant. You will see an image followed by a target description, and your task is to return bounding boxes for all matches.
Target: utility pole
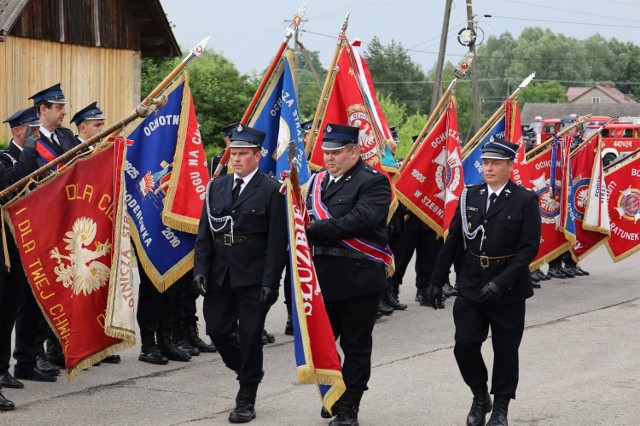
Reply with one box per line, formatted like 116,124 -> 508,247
466,0 -> 482,131
430,0 -> 453,113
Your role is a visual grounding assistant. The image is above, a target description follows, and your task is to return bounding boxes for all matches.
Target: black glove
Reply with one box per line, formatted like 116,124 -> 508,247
478,281 -> 503,304
24,133 -> 39,150
305,220 -> 319,238
260,286 -> 279,310
427,285 -> 443,310
192,275 -> 207,297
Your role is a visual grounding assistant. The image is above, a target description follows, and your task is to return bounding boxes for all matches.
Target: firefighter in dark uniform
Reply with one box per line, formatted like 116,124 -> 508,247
305,124 -> 391,426
27,84 -> 83,368
193,124 -> 287,423
70,101 -> 106,145
0,106 -> 63,384
428,137 -> 541,426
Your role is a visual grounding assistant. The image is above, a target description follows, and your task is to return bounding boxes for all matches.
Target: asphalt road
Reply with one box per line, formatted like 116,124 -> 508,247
1,245 -> 639,425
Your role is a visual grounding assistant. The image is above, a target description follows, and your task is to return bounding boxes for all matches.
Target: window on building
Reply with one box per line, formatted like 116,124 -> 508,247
592,97 -> 600,104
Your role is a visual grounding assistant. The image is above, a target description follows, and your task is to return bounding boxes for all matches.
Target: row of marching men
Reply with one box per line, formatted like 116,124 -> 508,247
0,84 -> 222,412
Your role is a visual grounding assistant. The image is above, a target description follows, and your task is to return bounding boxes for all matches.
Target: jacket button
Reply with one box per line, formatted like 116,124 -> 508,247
508,215 -> 511,219
484,220 -> 487,223
232,209 -> 236,213
252,209 -> 256,212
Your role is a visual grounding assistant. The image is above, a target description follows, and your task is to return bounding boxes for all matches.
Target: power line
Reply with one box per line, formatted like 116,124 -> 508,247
488,14 -> 640,29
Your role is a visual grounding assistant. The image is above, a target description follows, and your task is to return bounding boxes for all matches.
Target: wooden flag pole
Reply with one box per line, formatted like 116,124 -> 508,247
397,52 -> 474,174
214,6 -> 306,177
461,72 -> 535,157
304,12 -> 350,158
0,37 -> 213,200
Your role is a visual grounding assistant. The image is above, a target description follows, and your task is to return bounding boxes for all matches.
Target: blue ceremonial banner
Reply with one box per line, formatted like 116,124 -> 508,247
124,75 -> 197,291
250,54 -> 310,185
462,118 -> 506,185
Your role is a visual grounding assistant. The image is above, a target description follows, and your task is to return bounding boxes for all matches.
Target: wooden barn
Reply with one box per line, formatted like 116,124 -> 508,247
0,0 -> 180,142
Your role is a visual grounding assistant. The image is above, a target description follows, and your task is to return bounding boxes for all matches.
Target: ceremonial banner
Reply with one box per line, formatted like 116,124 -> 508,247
395,98 -> 463,236
555,136 -> 576,244
249,54 -> 311,184
569,136 -> 610,260
527,144 -> 570,269
123,73 -> 205,290
4,142 -> 135,379
505,100 -> 531,188
462,117 -> 505,185
284,177 -> 345,413
350,41 -> 398,173
308,44 -> 391,179
604,150 -> 640,261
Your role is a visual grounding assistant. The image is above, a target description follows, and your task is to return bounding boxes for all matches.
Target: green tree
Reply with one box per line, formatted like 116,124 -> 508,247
141,50 -> 257,153
364,37 -> 432,115
517,81 -> 568,105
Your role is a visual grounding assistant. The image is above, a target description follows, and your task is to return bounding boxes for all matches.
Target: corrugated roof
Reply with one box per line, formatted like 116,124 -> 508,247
0,0 -> 179,56
521,103 -> 640,125
567,84 -> 637,104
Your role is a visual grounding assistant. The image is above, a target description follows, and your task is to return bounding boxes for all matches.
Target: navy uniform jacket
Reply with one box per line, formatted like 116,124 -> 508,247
306,159 -> 391,302
431,179 -> 541,304
37,126 -> 79,166
194,169 -> 287,289
0,140 -> 39,184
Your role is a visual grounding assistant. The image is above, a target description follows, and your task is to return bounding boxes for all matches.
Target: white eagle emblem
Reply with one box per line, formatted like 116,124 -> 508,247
50,217 -> 111,296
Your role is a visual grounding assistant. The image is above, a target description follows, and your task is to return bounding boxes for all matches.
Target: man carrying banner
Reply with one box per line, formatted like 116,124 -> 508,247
427,138 -> 541,426
194,124 -> 287,423
305,124 -> 392,426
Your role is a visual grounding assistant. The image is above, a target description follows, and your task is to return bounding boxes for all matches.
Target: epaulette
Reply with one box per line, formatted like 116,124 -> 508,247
268,173 -> 282,185
515,183 -> 534,192
363,164 -> 378,174
465,183 -> 484,189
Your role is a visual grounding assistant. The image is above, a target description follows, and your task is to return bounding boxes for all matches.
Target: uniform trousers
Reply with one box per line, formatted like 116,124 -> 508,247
388,229 -> 437,289
325,291 -> 381,391
203,275 -> 265,386
452,296 -> 525,398
136,263 -> 180,334
4,238 -> 49,375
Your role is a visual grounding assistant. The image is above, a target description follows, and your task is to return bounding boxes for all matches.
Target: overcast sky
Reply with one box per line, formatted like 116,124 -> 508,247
160,0 -> 640,77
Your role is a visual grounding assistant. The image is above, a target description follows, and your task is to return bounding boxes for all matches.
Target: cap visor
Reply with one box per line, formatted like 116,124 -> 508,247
229,140 -> 259,148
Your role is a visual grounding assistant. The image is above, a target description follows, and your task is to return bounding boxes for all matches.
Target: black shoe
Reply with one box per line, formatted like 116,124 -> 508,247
376,311 -> 382,320
14,367 -> 57,382
558,266 -> 575,278
185,320 -> 217,353
261,329 -> 275,344
384,290 -> 407,310
0,372 -> 24,389
575,265 -> 589,276
467,385 -> 492,426
102,355 -> 121,364
532,281 -> 541,289
442,282 -> 458,297
138,345 -> 169,365
157,329 -> 191,362
329,389 -> 361,426
285,314 -> 294,336
377,300 -> 394,316
0,391 -> 14,411
229,384 -> 258,423
415,288 -> 423,302
486,395 -> 509,426
45,338 -> 65,368
547,266 -> 566,279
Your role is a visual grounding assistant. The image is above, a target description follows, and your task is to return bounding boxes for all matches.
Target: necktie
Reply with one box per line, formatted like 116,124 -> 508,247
487,193 -> 497,212
232,178 -> 244,202
326,178 -> 336,191
50,130 -> 60,146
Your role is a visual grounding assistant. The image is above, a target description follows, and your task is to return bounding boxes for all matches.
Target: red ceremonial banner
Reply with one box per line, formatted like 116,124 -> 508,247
527,144 -> 570,269
604,150 -> 640,261
4,144 -> 134,379
394,98 -> 463,236
162,73 -> 209,234
505,100 -> 531,188
569,136 -> 610,260
308,45 -> 390,177
284,178 -> 345,412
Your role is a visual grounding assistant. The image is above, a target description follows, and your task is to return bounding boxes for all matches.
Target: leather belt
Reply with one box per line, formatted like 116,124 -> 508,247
214,233 -> 267,246
466,252 -> 514,269
311,246 -> 367,260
